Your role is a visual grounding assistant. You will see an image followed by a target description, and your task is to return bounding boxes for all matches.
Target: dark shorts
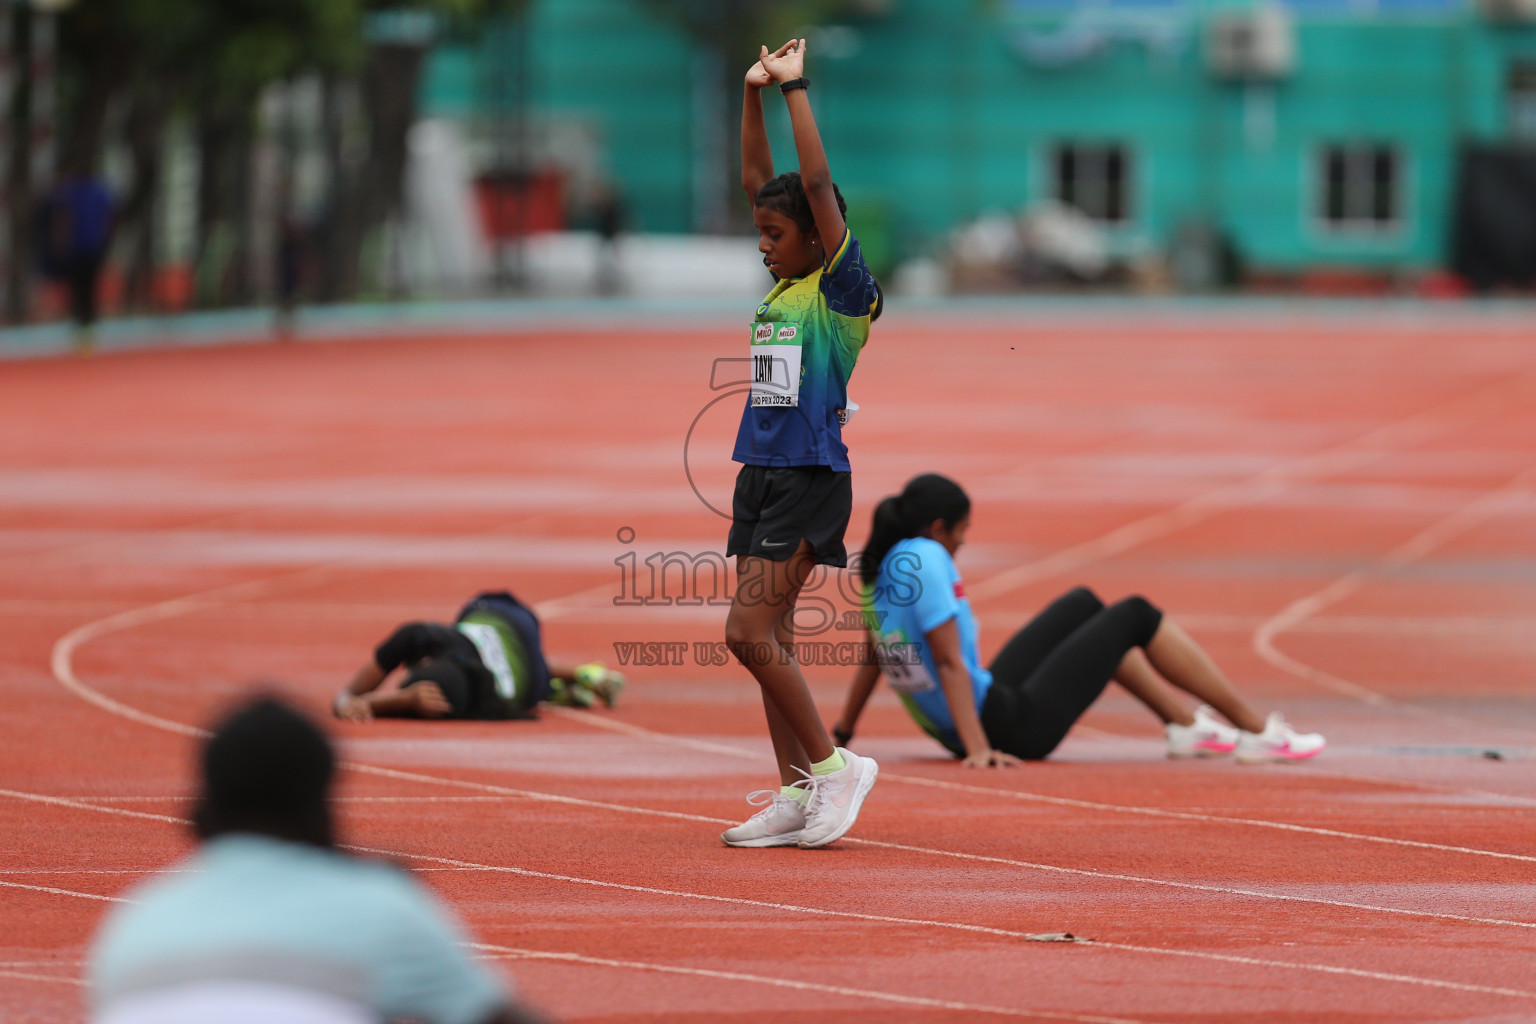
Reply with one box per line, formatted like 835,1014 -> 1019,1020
455,590 -> 553,710
727,465 -> 853,567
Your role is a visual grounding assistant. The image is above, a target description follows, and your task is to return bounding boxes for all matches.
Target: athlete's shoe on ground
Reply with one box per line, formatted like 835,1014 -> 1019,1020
1165,704 -> 1239,758
720,789 -> 807,848
798,747 -> 879,849
1234,713 -> 1325,764
574,663 -> 625,708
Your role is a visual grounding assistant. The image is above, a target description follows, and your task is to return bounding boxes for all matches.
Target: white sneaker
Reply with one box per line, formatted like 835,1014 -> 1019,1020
1234,713 -> 1326,764
720,788 -> 807,847
1166,705 -> 1239,758
797,747 -> 879,849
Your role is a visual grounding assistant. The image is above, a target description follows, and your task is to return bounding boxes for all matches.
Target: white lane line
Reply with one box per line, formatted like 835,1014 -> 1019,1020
0,969 -> 85,987
884,773 -> 1536,864
0,868 -> 187,874
0,878 -> 130,904
49,622 -> 1536,931
7,779 -> 1536,1003
61,795 -> 514,804
1088,939 -> 1536,1001
552,706 -> 1536,865
11,786 -> 1534,1006
967,372 -> 1535,602
1255,466 -> 1536,711
467,943 -> 1148,1024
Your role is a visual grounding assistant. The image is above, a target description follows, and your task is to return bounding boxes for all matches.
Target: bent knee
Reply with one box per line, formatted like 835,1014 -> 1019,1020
1113,595 -> 1164,647
1062,586 -> 1104,613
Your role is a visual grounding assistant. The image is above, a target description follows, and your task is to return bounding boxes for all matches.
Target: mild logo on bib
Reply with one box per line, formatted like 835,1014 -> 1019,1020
748,321 -> 803,408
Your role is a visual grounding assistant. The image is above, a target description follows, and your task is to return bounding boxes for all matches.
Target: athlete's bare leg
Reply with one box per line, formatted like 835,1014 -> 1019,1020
726,539 -> 835,780
1113,648 -> 1195,727
1144,619 -> 1265,733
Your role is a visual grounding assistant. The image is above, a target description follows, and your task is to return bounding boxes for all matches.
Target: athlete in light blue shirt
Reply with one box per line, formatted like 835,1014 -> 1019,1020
835,475 -> 1326,766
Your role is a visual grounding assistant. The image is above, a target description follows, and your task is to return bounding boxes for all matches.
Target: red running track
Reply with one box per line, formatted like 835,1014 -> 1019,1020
2,308 -> 1535,1023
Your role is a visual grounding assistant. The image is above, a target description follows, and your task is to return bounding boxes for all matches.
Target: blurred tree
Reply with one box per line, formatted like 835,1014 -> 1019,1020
320,0 -> 525,301
50,0 -> 520,310
56,0 -> 363,308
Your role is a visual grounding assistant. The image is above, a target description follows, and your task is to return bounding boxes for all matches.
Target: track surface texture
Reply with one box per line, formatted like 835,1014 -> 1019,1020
2,307 -> 1535,1023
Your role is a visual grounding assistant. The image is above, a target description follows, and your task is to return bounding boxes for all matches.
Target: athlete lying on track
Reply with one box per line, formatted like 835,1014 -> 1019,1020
833,474 -> 1325,768
332,590 -> 623,722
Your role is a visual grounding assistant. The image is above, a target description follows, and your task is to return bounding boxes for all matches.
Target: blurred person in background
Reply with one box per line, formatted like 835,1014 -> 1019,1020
333,590 -> 624,722
88,695 -> 548,1024
35,157 -> 114,350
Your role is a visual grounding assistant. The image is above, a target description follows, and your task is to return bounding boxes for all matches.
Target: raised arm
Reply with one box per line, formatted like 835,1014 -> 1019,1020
832,632 -> 882,746
926,619 -> 1023,768
741,54 -> 779,205
760,38 -> 846,255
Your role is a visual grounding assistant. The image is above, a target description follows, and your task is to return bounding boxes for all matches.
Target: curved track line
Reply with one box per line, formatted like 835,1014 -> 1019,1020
968,372 -> 1534,602
49,604 -> 1536,940
7,786 -> 1534,1004
468,944 -> 1146,1024
1254,466 -> 1536,711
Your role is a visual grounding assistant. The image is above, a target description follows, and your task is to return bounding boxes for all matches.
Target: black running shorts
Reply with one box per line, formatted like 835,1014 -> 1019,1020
727,465 -> 853,567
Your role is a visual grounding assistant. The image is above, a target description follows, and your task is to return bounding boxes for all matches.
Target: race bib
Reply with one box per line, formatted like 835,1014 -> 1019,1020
876,633 -> 937,695
455,621 -> 518,700
749,322 -> 802,408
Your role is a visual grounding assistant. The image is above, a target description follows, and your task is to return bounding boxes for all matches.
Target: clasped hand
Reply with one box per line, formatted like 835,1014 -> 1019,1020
746,38 -> 806,88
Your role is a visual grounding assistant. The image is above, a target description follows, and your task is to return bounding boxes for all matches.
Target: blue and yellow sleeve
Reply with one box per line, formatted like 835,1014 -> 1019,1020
821,230 -> 879,320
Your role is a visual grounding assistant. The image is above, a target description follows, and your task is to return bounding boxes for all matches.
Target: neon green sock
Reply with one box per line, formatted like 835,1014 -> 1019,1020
810,750 -> 846,776
781,785 -> 811,807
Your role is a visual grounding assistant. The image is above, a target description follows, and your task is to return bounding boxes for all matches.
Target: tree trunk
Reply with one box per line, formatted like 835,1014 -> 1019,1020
120,85 -> 165,311
194,102 -> 255,308
3,3 -> 34,324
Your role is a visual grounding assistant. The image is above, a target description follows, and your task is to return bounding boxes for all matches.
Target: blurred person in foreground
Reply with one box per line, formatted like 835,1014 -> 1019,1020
88,695 -> 547,1024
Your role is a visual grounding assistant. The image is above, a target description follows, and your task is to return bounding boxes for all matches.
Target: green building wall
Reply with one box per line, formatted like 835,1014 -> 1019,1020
422,0 -> 1536,273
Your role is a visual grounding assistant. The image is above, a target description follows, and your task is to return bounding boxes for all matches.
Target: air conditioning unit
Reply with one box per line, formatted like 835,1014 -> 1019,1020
1206,6 -> 1295,81
1480,0 -> 1536,22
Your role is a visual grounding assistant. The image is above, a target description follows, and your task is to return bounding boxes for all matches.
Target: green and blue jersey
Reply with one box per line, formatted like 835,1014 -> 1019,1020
733,229 -> 880,471
863,537 -> 993,756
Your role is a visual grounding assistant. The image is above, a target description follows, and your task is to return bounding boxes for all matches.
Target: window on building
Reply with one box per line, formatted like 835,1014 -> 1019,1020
1053,143 -> 1132,224
1507,63 -> 1536,143
1317,144 -> 1402,231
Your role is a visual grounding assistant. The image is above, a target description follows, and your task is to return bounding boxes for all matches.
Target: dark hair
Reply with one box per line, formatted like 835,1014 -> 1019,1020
754,171 -> 884,321
859,474 -> 971,585
754,171 -> 846,235
192,694 -> 336,849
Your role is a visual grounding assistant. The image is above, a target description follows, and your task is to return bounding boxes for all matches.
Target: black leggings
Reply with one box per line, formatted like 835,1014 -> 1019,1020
980,588 -> 1163,760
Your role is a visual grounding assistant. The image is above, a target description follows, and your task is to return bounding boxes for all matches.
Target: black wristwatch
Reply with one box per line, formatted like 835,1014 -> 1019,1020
779,77 -> 810,95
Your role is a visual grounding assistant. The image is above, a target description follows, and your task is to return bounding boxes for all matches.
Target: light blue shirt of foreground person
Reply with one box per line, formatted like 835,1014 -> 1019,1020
864,536 -> 993,756
90,834 -> 507,1024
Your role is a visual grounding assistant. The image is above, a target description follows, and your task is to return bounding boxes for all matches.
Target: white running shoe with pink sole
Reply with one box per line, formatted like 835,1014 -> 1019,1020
1166,704 -> 1239,758
797,748 -> 878,849
1234,713 -> 1326,763
720,789 -> 807,848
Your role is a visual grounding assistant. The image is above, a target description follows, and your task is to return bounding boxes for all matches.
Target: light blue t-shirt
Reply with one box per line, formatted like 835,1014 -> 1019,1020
90,834 -> 507,1024
863,537 -> 993,756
